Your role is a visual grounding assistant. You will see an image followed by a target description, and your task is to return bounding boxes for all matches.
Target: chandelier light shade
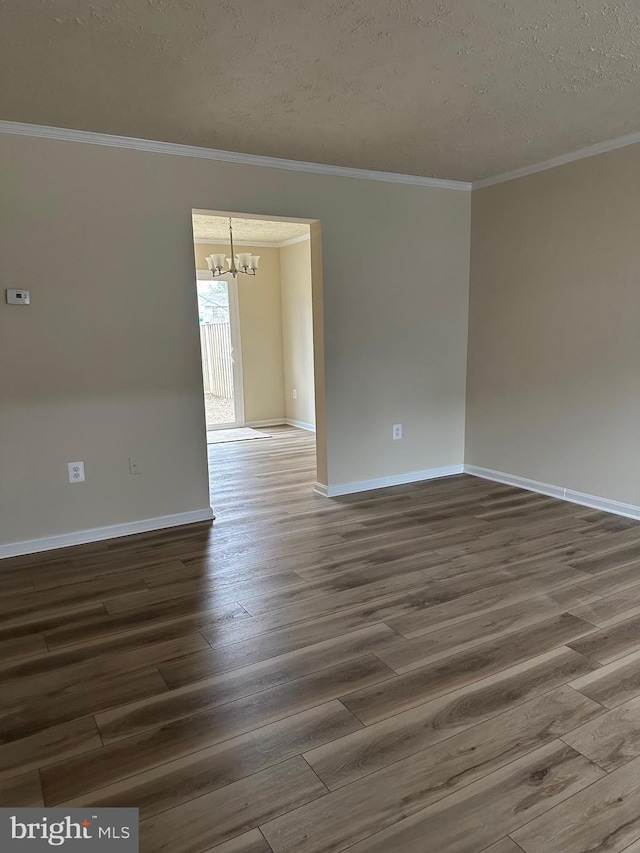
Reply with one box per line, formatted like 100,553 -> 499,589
205,219 -> 260,278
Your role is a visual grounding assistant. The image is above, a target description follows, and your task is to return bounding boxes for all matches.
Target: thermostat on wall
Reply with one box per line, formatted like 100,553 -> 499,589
6,289 -> 31,305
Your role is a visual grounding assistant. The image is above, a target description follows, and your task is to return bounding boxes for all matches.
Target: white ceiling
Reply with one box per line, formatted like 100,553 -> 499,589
2,1 -> 640,182
192,215 -> 309,246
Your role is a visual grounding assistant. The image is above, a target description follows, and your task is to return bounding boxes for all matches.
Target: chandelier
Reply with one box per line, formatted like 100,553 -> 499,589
204,218 -> 260,278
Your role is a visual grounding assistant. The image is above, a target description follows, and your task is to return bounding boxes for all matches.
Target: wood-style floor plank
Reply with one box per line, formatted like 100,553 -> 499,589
0,571 -> 151,621
44,598 -> 249,651
376,587 -> 598,673
483,841 -> 523,853
58,701 -> 360,818
568,614 -> 640,664
0,633 -> 48,664
41,656 -> 392,804
385,565 -> 593,639
337,742 -> 603,853
3,427 -> 640,853
139,758 -> 326,853
0,717 -> 101,783
203,831 -> 273,853
0,667 -> 169,742
0,603 -> 109,644
159,620 -> 400,690
342,614 -> 596,724
0,634 -> 210,708
579,559 -> 640,596
103,570 -> 309,616
570,584 -> 640,628
200,593 -> 414,661
0,770 -> 44,807
569,648 -> 640,709
262,686 -> 601,853
97,626 -> 397,742
305,647 -> 597,790
562,694 -> 640,771
512,754 -> 640,853
568,541 -> 640,574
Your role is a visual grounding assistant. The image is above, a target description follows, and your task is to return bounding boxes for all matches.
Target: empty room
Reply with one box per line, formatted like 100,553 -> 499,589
1,3 -> 640,852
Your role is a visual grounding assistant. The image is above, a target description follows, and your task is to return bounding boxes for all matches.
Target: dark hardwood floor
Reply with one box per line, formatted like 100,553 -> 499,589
3,426 -> 640,851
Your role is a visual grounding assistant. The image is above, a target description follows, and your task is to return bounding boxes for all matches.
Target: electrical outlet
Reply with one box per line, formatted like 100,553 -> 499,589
68,461 -> 85,483
392,424 -> 403,440
292,389 -> 298,399
128,458 -> 141,475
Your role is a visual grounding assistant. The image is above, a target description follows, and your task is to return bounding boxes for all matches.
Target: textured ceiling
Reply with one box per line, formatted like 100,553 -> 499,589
192,215 -> 309,245
2,1 -> 640,181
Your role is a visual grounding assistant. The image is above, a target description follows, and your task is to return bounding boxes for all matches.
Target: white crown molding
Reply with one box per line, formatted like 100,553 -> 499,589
0,120 -> 471,191
194,234 -> 309,249
465,464 -> 640,521
0,507 -> 215,560
194,238 -> 280,248
318,464 -> 464,498
278,234 -> 310,248
472,129 -> 640,189
4,119 -> 640,198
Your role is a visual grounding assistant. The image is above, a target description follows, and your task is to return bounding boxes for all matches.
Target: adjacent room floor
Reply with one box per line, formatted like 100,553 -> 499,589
3,427 -> 640,852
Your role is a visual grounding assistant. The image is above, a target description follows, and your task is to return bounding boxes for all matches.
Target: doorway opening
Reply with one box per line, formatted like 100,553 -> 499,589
191,209 -> 326,508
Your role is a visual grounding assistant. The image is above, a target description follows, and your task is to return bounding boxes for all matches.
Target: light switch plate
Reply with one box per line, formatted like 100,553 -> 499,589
6,289 -> 31,305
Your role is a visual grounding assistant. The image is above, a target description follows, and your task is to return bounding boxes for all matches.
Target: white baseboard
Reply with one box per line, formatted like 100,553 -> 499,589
465,464 -> 640,521
0,507 -> 215,560
286,418 -> 316,432
244,418 -> 315,432
244,419 -> 286,428
317,465 -> 464,498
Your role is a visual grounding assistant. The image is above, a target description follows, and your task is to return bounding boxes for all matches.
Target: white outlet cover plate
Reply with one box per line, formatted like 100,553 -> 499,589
68,461 -> 85,483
